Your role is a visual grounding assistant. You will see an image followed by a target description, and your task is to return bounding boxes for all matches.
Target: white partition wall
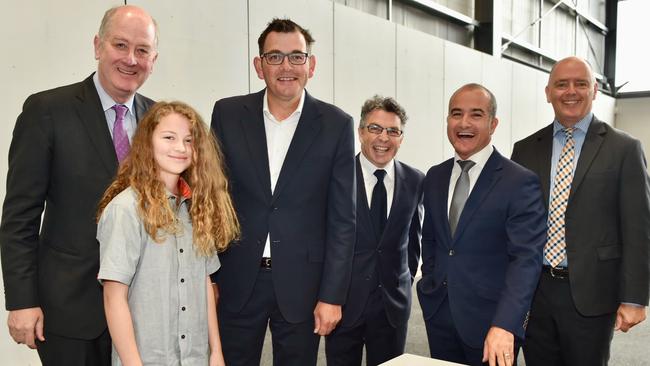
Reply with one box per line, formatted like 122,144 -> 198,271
133,0 -> 250,119
0,1 -> 620,364
395,24 -> 445,170
481,55 -> 513,157
333,3 -> 396,123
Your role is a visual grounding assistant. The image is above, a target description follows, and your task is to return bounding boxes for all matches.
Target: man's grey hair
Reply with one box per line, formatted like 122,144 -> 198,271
359,95 -> 408,129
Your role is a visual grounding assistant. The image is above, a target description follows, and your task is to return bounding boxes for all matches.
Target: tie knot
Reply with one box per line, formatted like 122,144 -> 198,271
374,169 -> 387,182
457,160 -> 475,172
112,104 -> 128,120
563,127 -> 575,139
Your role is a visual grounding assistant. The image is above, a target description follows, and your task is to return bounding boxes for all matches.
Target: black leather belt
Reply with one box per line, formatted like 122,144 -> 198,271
260,257 -> 272,269
543,265 -> 569,279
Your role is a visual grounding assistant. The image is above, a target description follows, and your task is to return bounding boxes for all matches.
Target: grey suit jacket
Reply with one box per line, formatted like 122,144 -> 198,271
512,116 -> 650,316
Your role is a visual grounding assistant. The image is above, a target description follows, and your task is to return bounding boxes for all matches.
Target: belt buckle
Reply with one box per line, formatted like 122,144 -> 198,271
550,266 -> 567,279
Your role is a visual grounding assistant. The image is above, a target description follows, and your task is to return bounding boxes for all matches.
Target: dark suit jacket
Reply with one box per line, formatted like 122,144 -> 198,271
0,74 -> 154,339
341,155 -> 424,328
417,149 -> 546,348
511,116 -> 650,315
210,89 -> 356,323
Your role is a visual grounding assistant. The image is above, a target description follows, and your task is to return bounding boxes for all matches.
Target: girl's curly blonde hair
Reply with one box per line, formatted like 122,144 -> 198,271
97,101 -> 239,256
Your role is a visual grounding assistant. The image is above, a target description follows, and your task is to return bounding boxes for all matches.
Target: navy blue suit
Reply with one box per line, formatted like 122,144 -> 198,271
417,149 -> 546,364
326,155 -> 423,366
210,89 -> 356,366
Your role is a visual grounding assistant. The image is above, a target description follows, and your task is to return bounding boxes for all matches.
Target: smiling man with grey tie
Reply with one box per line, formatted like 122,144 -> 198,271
417,83 -> 547,366
0,5 -> 157,365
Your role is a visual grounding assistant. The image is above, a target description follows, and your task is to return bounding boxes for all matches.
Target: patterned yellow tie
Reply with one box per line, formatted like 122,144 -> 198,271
546,127 -> 575,267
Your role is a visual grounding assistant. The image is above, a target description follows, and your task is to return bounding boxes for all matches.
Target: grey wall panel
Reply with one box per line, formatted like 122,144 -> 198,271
592,93 -> 615,125
511,62 -> 543,142
442,41 -> 482,158
133,0 -> 249,120
395,25 -> 445,171
617,98 -> 650,166
249,0 -> 335,103
481,55 -> 513,157
333,2 -> 396,146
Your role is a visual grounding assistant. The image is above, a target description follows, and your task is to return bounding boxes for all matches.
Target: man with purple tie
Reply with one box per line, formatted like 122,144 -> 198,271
0,5 -> 157,365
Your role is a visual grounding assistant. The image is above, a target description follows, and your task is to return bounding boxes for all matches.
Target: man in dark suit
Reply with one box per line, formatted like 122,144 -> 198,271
417,83 -> 547,366
0,5 -> 157,365
210,18 -> 355,366
511,56 -> 650,365
325,96 -> 424,366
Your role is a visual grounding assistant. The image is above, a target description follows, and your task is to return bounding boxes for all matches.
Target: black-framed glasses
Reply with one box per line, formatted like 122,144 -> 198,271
365,123 -> 403,137
261,52 -> 309,65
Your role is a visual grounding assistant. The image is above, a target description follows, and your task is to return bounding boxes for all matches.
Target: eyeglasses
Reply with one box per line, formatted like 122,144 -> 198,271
261,52 -> 309,65
364,124 -> 403,137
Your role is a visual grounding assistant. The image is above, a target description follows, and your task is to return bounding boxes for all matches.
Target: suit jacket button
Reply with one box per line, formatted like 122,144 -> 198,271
449,249 -> 454,256
442,280 -> 447,286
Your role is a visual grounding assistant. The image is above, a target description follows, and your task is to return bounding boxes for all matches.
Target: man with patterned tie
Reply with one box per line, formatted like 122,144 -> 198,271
417,83 -> 547,366
0,5 -> 157,365
325,96 -> 424,366
512,56 -> 650,365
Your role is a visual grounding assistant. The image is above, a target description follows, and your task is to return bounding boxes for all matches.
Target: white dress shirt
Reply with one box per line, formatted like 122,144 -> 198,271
447,144 -> 494,215
93,73 -> 137,141
359,153 -> 395,216
262,90 -> 305,257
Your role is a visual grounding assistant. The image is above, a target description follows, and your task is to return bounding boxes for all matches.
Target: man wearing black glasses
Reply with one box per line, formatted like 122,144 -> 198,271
326,96 -> 424,366
210,18 -> 355,366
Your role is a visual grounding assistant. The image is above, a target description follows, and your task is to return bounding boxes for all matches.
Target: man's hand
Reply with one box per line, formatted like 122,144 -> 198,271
313,301 -> 341,336
7,307 -> 45,349
482,326 -> 514,366
615,304 -> 647,332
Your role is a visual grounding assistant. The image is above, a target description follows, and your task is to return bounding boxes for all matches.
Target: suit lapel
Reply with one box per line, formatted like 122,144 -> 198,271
453,149 -> 503,243
376,159 -> 405,246
437,159 -> 454,246
271,92 -> 322,204
570,117 -> 606,201
75,75 -> 118,176
535,125 -> 554,207
240,91 -> 273,200
356,156 -> 379,243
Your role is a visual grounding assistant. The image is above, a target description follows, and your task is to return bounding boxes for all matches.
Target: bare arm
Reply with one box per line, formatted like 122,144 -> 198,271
103,280 -> 142,366
208,278 -> 225,366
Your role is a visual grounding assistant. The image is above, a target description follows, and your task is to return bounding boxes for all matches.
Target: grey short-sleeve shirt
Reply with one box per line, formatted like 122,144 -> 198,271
98,187 -> 220,366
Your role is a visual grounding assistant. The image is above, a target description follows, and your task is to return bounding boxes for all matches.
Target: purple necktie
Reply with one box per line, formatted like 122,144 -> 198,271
111,104 -> 130,163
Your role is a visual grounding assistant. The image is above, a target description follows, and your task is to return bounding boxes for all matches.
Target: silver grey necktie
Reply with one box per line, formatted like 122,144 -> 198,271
449,160 -> 475,236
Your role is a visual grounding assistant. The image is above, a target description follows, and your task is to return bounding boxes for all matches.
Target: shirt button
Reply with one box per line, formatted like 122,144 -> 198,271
181,306 -> 186,311
180,278 -> 185,283
181,335 -> 185,339
179,248 -> 184,253
449,249 -> 455,256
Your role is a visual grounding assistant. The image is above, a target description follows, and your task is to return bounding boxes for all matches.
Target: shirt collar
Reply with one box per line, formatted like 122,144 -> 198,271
454,144 -> 493,169
93,72 -> 135,116
166,177 -> 192,203
359,153 -> 395,181
553,112 -> 593,136
262,89 -> 305,122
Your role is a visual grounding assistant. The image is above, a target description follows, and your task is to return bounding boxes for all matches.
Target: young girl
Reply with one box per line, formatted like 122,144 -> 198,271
96,101 -> 239,366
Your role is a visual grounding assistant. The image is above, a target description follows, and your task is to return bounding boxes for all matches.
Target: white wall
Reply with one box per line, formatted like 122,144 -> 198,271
0,0 -> 617,364
615,97 -> 650,166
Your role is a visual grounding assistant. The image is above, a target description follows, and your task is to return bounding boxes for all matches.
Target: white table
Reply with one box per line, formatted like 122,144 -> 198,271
379,353 -> 468,365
